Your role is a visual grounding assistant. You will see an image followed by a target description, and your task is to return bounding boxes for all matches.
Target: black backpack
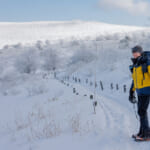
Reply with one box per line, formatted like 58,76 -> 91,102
141,51 -> 150,74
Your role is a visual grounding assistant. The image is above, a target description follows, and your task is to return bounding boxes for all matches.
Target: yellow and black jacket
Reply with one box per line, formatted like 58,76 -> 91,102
130,55 -> 150,95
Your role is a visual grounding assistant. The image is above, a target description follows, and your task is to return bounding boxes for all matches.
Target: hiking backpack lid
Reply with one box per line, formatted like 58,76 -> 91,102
141,51 -> 150,74
142,51 -> 150,63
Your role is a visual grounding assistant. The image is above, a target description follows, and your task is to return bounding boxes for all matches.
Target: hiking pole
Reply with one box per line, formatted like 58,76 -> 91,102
133,101 -> 139,121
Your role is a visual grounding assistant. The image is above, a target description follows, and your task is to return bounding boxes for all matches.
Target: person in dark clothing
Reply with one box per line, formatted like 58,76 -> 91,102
129,45 -> 150,141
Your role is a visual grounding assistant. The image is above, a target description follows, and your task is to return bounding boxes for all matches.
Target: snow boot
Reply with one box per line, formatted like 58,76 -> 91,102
135,136 -> 150,142
135,130 -> 150,142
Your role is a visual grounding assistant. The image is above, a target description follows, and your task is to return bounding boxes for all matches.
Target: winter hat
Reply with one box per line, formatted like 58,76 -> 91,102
132,45 -> 143,54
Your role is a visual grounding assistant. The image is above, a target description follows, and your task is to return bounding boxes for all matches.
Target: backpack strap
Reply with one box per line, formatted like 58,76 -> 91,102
142,63 -> 147,80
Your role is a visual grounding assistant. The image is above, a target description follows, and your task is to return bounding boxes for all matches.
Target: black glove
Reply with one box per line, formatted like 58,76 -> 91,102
129,90 -> 137,104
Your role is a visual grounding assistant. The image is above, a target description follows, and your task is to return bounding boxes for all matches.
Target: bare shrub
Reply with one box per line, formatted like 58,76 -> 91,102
5,105 -> 62,142
28,119 -> 61,141
70,114 -> 81,133
70,114 -> 96,135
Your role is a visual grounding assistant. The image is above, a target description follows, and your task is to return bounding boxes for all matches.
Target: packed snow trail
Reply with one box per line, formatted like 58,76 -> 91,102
58,77 -> 150,149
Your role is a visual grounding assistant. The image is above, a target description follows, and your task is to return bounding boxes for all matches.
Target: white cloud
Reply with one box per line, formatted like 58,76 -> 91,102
99,0 -> 150,16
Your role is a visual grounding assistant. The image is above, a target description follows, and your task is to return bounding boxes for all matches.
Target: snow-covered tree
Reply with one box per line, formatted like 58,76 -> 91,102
70,48 -> 97,65
15,48 -> 38,74
42,48 -> 61,71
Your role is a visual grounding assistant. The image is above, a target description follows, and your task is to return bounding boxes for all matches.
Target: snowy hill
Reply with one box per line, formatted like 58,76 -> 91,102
0,20 -> 148,48
0,21 -> 150,150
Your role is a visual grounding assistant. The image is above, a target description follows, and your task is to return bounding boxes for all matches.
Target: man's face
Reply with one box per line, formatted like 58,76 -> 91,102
132,52 -> 141,59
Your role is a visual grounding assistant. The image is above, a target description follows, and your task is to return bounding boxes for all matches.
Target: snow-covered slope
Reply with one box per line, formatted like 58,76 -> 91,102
0,74 -> 149,150
0,20 -> 148,48
0,21 -> 150,150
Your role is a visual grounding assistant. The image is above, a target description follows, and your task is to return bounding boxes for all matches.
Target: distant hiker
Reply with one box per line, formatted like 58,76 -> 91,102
129,45 -> 150,141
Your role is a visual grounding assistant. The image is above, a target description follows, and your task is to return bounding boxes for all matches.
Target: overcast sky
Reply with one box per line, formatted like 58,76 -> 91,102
0,0 -> 150,26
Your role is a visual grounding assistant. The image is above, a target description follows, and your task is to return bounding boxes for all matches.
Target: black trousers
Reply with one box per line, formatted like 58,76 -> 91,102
138,95 -> 150,135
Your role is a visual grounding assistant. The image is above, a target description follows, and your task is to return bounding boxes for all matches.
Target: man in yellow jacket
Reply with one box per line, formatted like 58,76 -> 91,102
129,45 -> 150,141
